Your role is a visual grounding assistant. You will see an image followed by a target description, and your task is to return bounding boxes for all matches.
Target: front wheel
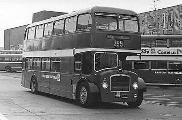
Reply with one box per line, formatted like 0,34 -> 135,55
127,91 -> 143,108
77,82 -> 95,107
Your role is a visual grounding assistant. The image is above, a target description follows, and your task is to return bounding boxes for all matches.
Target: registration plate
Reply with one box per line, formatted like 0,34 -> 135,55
115,92 -> 121,97
115,92 -> 128,98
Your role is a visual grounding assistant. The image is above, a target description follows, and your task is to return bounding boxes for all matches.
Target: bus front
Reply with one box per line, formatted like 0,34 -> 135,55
74,50 -> 146,107
94,51 -> 146,107
91,9 -> 141,50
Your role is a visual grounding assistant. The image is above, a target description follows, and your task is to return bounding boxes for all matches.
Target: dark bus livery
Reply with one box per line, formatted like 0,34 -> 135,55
125,35 -> 182,85
21,6 -> 146,107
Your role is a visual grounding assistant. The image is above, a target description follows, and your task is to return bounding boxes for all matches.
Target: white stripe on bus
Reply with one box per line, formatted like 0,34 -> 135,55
23,48 -> 140,57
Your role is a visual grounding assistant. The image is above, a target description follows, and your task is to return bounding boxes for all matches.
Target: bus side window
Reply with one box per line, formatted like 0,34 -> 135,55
24,29 -> 28,40
35,24 -> 44,38
65,16 -> 77,34
42,58 -> 50,71
77,14 -> 92,31
151,61 -> 167,70
155,39 -> 167,47
168,61 -> 182,70
51,58 -> 61,72
134,61 -> 149,70
53,19 -> 64,35
32,58 -> 41,70
27,58 -> 33,70
169,39 -> 182,47
44,22 -> 53,36
27,27 -> 35,40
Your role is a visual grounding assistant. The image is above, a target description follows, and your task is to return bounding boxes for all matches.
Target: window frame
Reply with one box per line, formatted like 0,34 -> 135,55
44,22 -> 54,37
50,57 -> 61,72
53,19 -> 65,35
27,27 -> 36,40
41,58 -> 50,71
65,16 -> 77,34
35,24 -> 44,39
77,13 -> 92,32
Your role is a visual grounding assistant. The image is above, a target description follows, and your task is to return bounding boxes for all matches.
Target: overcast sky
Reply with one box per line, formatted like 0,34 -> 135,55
0,0 -> 181,47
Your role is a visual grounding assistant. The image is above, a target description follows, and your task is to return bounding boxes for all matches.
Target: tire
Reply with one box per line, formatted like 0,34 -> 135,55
77,82 -> 95,107
127,90 -> 143,108
30,78 -> 38,94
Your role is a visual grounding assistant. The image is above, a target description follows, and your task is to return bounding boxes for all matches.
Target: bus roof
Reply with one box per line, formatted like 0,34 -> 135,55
127,55 -> 182,61
141,35 -> 182,39
27,6 -> 137,28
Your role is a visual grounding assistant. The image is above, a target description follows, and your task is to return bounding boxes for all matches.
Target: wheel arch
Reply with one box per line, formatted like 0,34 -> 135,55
75,78 -> 99,99
137,77 -> 147,92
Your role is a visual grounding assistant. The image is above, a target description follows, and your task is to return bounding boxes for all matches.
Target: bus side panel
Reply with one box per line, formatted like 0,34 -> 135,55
59,57 -> 74,99
49,72 -> 62,96
134,70 -> 181,84
76,32 -> 91,48
22,70 -> 34,89
38,71 -> 50,93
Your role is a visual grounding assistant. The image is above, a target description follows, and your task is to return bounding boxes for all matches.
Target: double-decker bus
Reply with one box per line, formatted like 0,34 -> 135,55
0,50 -> 22,72
125,35 -> 182,85
21,6 -> 146,107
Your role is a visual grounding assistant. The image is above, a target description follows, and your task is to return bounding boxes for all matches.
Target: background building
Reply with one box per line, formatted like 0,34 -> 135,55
32,10 -> 67,23
4,10 -> 67,50
4,25 -> 26,50
4,5 -> 182,50
139,4 -> 182,35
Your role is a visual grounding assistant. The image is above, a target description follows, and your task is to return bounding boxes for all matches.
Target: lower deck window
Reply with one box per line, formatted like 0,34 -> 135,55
134,61 -> 149,69
168,62 -> 182,70
51,58 -> 60,72
151,61 -> 167,69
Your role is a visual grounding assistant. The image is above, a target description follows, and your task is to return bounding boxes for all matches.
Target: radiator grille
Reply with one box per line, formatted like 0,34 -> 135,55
110,75 -> 130,92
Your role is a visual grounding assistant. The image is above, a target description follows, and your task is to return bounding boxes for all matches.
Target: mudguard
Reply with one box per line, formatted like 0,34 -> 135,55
88,82 -> 99,93
137,77 -> 147,92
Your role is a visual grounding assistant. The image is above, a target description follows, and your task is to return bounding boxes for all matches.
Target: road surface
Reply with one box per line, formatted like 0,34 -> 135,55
0,72 -> 181,120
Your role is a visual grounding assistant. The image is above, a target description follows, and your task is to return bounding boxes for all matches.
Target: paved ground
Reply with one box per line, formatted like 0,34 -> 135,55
0,72 -> 182,120
144,86 -> 182,108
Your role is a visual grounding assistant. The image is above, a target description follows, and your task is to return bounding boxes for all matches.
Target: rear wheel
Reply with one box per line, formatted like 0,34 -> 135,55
127,90 -> 143,108
77,82 -> 95,107
30,79 -> 38,94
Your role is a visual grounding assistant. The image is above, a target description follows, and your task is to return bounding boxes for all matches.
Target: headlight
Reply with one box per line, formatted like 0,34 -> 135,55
132,82 -> 138,90
102,81 -> 109,89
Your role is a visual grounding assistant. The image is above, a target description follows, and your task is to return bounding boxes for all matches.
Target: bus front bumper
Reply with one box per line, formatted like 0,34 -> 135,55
100,91 -> 138,103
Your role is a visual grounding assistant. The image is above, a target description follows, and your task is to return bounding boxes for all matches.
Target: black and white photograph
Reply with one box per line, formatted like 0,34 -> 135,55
0,0 -> 182,120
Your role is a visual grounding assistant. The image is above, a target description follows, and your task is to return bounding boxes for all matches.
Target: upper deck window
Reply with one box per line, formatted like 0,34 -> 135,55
95,13 -> 138,32
119,15 -> 138,32
169,39 -> 182,47
44,22 -> 53,36
155,39 -> 167,47
65,16 -> 77,34
35,24 -> 44,38
53,19 -> 64,35
95,13 -> 117,31
77,14 -> 92,31
27,27 -> 35,40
